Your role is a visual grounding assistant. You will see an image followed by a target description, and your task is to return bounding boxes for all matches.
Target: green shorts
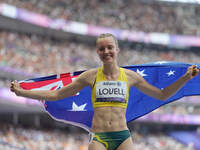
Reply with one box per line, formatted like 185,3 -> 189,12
89,130 -> 131,150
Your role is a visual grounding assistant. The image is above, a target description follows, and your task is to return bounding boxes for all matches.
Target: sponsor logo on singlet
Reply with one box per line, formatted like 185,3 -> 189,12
96,81 -> 127,103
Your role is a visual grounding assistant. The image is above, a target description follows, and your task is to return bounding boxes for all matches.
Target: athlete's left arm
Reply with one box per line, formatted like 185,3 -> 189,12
126,65 -> 199,101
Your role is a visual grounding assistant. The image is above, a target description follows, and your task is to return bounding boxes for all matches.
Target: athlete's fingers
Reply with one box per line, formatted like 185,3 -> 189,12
192,68 -> 199,76
10,80 -> 19,92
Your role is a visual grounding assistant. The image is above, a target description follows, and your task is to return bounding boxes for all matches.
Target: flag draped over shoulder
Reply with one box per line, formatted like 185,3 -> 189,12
19,61 -> 200,132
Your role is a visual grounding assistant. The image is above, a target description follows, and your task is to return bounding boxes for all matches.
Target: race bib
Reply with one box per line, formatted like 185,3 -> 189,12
96,81 -> 127,103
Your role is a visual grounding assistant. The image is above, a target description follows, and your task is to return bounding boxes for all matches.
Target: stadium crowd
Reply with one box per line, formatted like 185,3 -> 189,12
152,102 -> 200,115
1,0 -> 200,36
1,31 -> 199,77
0,123 -> 196,150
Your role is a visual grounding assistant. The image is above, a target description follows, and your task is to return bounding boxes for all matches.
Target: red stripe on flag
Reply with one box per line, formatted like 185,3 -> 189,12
20,73 -> 74,90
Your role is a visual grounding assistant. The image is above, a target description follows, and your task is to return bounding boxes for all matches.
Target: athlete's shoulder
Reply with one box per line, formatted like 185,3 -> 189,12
81,68 -> 97,77
123,68 -> 142,87
123,68 -> 136,76
77,68 -> 98,87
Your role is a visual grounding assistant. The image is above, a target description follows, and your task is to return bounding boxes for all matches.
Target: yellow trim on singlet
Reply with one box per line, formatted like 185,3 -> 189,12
91,66 -> 129,108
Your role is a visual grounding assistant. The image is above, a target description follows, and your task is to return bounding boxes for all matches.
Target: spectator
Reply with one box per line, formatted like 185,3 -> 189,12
1,0 -> 200,36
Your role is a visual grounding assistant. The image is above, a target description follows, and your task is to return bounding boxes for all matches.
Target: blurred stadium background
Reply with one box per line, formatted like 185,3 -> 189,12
0,0 -> 200,149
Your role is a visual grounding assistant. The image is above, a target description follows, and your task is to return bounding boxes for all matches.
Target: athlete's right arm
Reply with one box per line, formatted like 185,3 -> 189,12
10,70 -> 94,101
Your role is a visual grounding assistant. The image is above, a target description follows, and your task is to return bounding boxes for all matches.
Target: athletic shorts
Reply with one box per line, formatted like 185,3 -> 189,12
89,130 -> 131,150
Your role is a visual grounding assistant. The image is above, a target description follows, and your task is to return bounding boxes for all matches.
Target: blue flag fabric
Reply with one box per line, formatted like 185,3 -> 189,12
20,61 -> 200,132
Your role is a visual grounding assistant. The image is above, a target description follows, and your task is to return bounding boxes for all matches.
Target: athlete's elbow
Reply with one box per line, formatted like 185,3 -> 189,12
151,94 -> 166,101
159,95 -> 168,101
54,92 -> 63,101
48,91 -> 61,101
158,91 -> 170,101
53,90 -> 69,101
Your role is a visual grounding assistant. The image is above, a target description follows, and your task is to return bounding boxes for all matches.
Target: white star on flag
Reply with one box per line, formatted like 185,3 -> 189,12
71,102 -> 87,111
136,69 -> 147,77
154,61 -> 168,64
166,70 -> 175,76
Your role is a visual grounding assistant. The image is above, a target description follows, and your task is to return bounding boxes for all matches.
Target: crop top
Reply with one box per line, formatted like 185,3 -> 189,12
91,66 -> 129,108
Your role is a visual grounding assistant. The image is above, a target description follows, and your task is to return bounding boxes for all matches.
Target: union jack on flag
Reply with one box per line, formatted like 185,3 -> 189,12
19,61 -> 200,132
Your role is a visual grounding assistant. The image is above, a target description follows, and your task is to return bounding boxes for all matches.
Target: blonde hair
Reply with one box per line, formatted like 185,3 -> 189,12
96,33 -> 119,48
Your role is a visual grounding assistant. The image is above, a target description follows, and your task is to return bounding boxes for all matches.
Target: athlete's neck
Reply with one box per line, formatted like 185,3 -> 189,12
103,63 -> 119,76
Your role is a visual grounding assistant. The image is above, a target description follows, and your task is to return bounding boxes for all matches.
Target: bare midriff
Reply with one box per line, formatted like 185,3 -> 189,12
90,106 -> 128,133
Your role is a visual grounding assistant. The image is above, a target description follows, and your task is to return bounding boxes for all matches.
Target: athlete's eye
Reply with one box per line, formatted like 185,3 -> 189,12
99,47 -> 105,51
108,45 -> 113,50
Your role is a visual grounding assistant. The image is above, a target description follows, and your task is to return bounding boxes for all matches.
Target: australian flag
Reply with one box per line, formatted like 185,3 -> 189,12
19,61 -> 200,132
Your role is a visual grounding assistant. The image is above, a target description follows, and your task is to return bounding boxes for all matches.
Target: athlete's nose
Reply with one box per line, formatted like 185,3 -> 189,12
104,48 -> 109,54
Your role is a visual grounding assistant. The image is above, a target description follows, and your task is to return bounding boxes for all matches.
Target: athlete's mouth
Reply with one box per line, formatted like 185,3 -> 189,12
103,55 -> 112,59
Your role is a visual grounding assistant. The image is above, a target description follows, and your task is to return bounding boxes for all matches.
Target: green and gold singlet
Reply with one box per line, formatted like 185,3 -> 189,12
92,66 -> 129,108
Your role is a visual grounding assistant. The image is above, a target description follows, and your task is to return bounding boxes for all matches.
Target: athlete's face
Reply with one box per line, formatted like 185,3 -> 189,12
96,36 -> 119,64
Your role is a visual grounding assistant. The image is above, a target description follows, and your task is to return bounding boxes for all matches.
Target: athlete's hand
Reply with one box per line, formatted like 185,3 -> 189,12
185,65 -> 199,80
10,80 -> 22,96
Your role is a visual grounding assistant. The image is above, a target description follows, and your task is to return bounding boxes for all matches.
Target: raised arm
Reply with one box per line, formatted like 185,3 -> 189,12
126,65 -> 199,101
10,69 -> 96,101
